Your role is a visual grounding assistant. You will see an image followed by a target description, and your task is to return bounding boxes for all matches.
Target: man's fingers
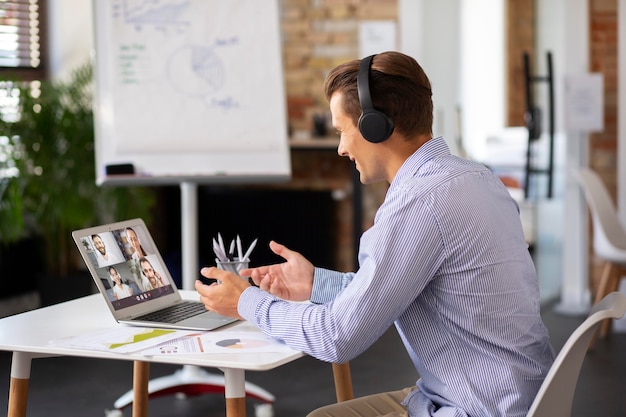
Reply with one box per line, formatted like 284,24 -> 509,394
269,278 -> 281,295
257,273 -> 269,291
248,269 -> 265,286
257,273 -> 272,292
269,240 -> 298,262
240,267 -> 267,282
201,266 -> 229,282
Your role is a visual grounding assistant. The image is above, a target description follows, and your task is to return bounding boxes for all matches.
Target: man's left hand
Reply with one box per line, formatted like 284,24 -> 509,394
195,266 -> 251,319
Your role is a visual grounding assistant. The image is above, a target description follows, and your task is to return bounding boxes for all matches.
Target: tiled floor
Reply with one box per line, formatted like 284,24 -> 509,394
1,274 -> 624,416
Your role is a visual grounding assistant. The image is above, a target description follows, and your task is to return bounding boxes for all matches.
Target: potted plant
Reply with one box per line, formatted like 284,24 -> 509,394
0,62 -> 155,277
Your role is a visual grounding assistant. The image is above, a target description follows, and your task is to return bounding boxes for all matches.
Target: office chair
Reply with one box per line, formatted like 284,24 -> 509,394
574,168 -> 626,343
527,291 -> 626,417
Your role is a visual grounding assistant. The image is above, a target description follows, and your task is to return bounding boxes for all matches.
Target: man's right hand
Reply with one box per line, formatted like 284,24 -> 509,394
240,241 -> 314,301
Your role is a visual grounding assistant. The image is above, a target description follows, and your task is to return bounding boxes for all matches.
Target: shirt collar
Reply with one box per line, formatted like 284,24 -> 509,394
389,136 -> 451,191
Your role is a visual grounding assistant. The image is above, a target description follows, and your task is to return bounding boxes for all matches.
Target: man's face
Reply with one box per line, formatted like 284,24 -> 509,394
93,236 -> 106,255
127,230 -> 141,253
141,261 -> 156,280
331,92 -> 387,184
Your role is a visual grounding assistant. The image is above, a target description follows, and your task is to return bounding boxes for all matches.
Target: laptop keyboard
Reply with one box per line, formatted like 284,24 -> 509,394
135,301 -> 208,323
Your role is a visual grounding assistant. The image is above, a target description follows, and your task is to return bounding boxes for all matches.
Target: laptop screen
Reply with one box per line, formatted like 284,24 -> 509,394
77,222 -> 176,311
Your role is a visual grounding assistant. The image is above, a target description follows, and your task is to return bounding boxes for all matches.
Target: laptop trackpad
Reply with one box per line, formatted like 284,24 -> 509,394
180,312 -> 238,331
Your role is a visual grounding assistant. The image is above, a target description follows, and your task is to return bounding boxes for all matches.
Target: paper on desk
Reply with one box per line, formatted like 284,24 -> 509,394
49,327 -> 195,354
140,331 -> 294,356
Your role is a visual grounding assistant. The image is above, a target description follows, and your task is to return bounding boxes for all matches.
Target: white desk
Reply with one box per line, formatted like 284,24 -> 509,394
0,291 -> 305,417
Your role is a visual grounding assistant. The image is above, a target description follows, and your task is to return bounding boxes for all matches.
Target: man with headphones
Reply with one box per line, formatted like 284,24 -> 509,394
196,51 -> 555,417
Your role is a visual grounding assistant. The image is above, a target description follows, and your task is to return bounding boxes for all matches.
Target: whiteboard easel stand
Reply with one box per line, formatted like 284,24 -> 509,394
110,180 -> 275,414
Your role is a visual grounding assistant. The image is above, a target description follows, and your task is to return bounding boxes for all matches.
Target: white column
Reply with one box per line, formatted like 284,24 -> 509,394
181,182 -> 198,290
618,1 -> 626,223
537,0 -> 590,314
614,0 -> 626,331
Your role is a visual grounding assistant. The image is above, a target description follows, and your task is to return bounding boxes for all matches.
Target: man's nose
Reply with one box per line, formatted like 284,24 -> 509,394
337,139 -> 347,157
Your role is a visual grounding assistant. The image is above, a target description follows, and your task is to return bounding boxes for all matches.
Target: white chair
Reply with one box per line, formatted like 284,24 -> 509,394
527,291 -> 626,417
306,293 -> 626,417
574,168 -> 626,341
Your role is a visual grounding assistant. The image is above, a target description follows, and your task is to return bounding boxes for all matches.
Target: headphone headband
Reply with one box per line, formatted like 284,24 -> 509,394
357,55 -> 375,113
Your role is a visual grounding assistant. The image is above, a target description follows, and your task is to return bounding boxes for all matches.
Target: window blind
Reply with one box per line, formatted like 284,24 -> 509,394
0,0 -> 46,80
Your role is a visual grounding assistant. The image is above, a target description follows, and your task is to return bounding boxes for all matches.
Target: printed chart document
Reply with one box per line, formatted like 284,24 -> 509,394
49,327 -> 293,356
140,331 -> 293,356
49,327 -> 195,354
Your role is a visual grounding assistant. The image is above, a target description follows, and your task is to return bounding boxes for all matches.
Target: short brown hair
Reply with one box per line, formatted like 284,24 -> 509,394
324,51 -> 433,138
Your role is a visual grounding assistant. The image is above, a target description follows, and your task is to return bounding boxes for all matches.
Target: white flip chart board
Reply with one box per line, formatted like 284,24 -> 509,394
93,0 -> 291,184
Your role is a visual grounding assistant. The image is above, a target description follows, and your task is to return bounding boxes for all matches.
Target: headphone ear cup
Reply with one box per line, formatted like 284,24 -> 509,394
357,55 -> 394,143
358,110 -> 394,143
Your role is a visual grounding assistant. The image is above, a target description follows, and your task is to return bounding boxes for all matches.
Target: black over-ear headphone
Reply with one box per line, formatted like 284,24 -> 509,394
357,54 -> 394,143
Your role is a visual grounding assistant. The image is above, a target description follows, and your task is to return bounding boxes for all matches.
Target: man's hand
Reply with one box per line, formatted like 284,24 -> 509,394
239,241 -> 314,301
195,267 -> 251,319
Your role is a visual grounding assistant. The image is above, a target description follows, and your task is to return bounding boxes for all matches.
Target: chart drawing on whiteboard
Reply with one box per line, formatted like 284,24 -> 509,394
93,0 -> 290,181
167,45 -> 224,97
113,0 -> 190,31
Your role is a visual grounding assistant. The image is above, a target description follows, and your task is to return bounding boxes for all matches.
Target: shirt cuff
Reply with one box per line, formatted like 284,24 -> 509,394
238,286 -> 268,322
310,267 -> 345,304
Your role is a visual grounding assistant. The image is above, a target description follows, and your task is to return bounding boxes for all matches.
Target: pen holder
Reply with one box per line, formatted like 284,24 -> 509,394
216,258 -> 250,281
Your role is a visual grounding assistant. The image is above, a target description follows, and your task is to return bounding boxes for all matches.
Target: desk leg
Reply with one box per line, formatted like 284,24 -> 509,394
132,361 -> 150,417
222,368 -> 246,417
113,365 -> 274,410
8,352 -> 33,417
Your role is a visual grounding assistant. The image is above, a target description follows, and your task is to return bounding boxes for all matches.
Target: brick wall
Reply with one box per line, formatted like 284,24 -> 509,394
505,0 -> 535,127
589,0 -> 618,187
280,0 -> 397,135
588,0 -> 619,293
279,0 -> 397,271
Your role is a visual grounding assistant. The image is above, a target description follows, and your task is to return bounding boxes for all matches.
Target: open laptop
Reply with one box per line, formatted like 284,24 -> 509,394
72,218 -> 238,331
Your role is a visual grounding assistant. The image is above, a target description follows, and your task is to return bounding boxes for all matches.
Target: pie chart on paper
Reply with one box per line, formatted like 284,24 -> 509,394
215,338 -> 270,349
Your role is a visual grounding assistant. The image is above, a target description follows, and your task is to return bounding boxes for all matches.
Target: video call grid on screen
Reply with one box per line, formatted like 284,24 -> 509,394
80,223 -> 175,310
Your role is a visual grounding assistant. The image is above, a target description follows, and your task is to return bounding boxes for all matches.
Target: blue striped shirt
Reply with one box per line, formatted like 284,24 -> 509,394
239,136 -> 555,417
